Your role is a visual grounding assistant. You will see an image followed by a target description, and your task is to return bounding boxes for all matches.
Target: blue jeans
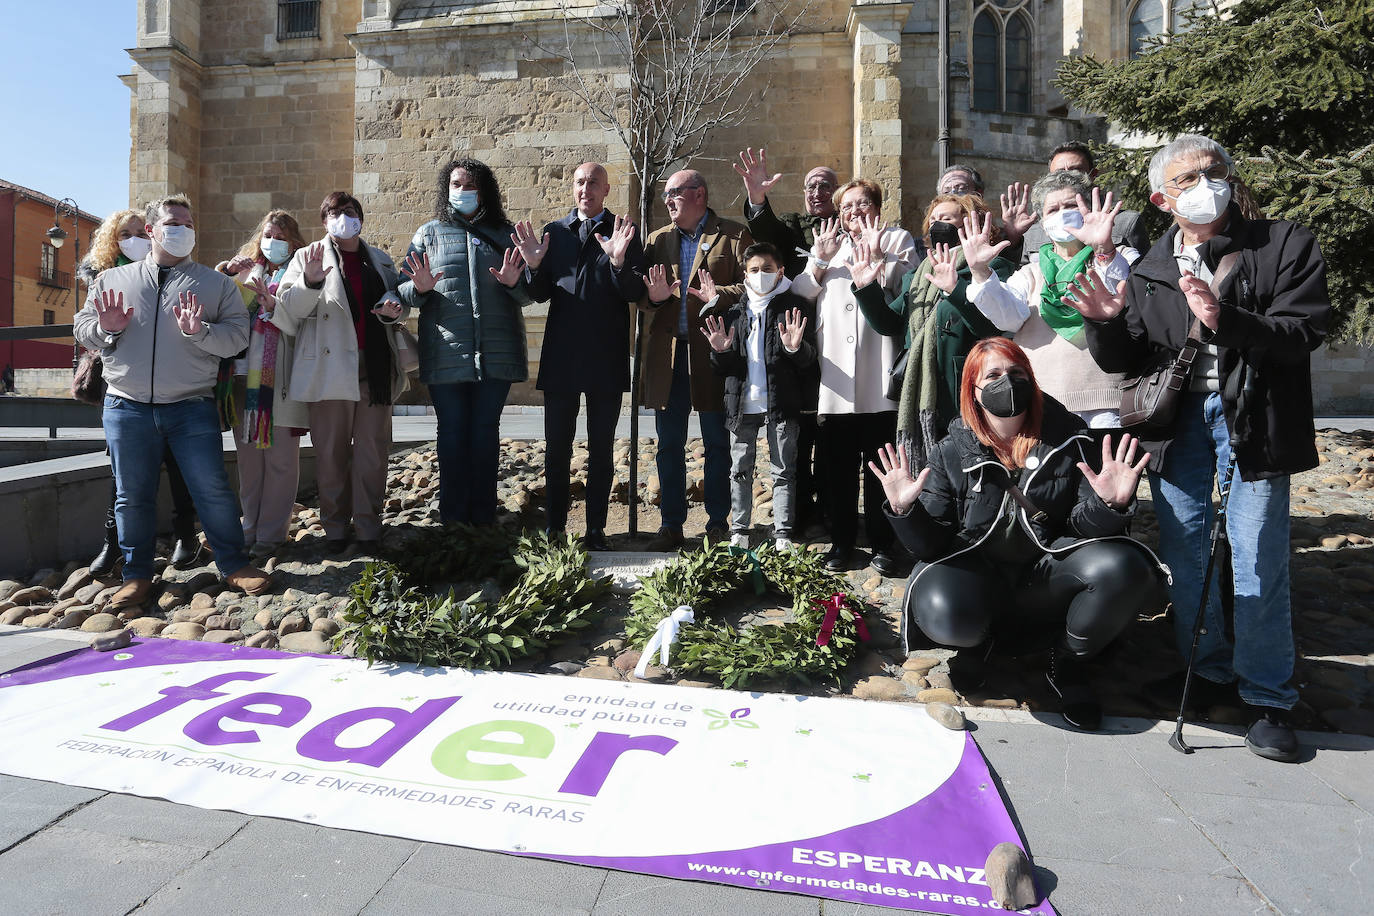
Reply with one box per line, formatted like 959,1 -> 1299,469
654,341 -> 729,530
1149,391 -> 1297,709
429,379 -> 511,525
103,395 -> 248,580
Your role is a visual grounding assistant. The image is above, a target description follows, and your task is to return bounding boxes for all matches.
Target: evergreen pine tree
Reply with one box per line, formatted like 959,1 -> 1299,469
1055,0 -> 1374,338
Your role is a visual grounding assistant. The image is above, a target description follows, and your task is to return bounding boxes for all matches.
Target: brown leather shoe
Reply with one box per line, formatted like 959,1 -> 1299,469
224,565 -> 274,596
645,527 -> 684,552
110,579 -> 154,610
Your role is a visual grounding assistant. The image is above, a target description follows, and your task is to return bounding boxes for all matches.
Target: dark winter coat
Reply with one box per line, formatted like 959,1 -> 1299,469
1083,205 -> 1330,481
708,289 -> 818,432
525,209 -> 646,395
886,397 -> 1146,566
742,198 -> 826,279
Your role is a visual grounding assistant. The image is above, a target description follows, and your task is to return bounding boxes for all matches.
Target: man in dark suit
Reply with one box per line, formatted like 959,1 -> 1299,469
515,162 -> 646,550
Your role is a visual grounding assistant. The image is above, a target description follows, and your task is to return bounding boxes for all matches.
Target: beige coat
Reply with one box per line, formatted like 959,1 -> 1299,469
790,228 -> 919,415
272,238 -> 409,403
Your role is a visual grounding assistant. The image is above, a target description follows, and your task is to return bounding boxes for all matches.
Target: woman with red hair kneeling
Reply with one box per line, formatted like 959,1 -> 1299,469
870,338 -> 1165,729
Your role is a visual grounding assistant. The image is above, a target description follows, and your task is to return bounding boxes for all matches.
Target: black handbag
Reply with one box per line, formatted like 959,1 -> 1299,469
885,347 -> 908,402
1118,252 -> 1239,432
71,350 -> 105,406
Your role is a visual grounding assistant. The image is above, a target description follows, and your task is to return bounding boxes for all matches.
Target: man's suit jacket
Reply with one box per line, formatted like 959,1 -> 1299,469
526,209 -> 646,394
637,210 -> 753,411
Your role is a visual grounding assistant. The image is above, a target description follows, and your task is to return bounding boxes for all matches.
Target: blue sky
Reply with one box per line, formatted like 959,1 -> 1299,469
0,3 -> 135,220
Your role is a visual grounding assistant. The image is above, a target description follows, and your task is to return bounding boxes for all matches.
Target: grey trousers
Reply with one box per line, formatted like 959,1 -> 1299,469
729,413 -> 799,536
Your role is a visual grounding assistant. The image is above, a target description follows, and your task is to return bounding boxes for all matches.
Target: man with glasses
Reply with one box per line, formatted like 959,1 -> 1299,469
1070,134 -> 1330,763
638,169 -> 753,550
733,148 -> 833,535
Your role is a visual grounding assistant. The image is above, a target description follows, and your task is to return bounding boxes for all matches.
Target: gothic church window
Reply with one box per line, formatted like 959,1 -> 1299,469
1128,0 -> 1207,57
970,2 -> 1034,114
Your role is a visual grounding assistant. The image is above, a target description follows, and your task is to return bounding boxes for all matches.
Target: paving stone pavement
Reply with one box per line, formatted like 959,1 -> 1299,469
0,628 -> 1369,916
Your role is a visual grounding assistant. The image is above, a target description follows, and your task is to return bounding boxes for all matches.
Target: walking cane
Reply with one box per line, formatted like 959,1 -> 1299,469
1169,454 -> 1239,754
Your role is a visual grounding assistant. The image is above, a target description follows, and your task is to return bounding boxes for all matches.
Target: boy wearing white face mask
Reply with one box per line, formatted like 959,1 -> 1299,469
702,243 -> 817,549
963,169 -> 1139,428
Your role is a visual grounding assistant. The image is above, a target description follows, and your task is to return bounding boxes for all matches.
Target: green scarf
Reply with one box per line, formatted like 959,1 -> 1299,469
1037,243 -> 1094,339
895,248 -> 966,469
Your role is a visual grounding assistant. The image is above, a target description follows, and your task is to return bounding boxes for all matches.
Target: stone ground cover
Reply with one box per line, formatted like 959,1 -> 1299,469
2,429 -> 1371,736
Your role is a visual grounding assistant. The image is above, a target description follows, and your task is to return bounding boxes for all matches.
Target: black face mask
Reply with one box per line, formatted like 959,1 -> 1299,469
928,221 -> 960,249
978,374 -> 1034,418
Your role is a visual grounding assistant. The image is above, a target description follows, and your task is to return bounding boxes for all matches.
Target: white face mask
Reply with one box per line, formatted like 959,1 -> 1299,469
326,214 -> 362,240
261,236 -> 291,265
1042,208 -> 1084,244
158,225 -> 196,258
746,270 -> 779,296
118,236 -> 151,261
1171,178 -> 1232,225
450,189 -> 480,217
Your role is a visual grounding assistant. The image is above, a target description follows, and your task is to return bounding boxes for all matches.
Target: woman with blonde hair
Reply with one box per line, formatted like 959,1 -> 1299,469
80,208 -> 201,576
215,210 -> 311,557
790,177 -> 920,574
853,192 -> 1018,472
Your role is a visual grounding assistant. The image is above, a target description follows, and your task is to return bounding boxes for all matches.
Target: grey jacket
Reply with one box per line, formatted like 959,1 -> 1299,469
74,256 -> 249,404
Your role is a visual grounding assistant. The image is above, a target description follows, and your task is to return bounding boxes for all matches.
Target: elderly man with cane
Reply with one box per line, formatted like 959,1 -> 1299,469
1069,135 -> 1330,762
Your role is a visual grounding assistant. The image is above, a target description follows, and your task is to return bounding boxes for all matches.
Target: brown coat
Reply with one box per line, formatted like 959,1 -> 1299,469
637,210 -> 753,411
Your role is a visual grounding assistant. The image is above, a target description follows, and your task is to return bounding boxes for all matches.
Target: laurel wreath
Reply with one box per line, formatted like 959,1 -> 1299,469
623,541 -> 871,689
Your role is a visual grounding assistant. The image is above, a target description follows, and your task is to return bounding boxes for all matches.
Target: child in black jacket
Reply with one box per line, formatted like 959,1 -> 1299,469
703,243 -> 818,548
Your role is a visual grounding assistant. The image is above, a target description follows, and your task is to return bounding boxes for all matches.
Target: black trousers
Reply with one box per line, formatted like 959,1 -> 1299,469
908,541 -> 1154,658
817,411 -> 896,551
544,387 -> 621,532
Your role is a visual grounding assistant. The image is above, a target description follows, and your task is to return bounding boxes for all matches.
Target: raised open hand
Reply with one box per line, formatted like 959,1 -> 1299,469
1068,188 -> 1122,256
95,289 -> 133,334
848,242 -> 883,289
699,314 -> 736,352
488,246 -> 525,287
173,291 -> 203,336
1078,434 -> 1150,510
1179,269 -> 1221,330
959,212 -> 1011,283
868,442 -> 931,516
222,255 -> 256,278
510,220 -> 549,270
733,147 -> 782,206
686,268 -> 718,304
1062,271 -> 1125,321
778,307 -> 807,351
595,214 -> 636,268
1000,181 -> 1035,242
854,212 -> 888,259
645,264 -> 676,302
923,243 -> 959,293
812,216 -> 843,263
400,250 -> 445,294
245,275 -> 274,311
301,242 -> 333,285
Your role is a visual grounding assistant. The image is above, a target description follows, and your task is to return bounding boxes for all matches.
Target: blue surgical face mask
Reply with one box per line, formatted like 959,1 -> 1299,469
261,236 -> 291,265
450,189 -> 480,217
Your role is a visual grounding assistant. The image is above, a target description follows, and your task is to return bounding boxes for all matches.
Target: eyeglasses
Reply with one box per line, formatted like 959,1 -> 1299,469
838,199 -> 876,215
662,184 -> 702,201
1164,163 -> 1231,192
942,183 -> 975,195
804,181 -> 836,193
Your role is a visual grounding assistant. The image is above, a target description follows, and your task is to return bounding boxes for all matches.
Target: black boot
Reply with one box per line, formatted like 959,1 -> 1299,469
89,510 -> 121,578
1046,648 -> 1102,731
169,516 -> 203,569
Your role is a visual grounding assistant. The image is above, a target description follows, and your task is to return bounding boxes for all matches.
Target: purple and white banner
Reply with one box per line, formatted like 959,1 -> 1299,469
0,640 -> 1052,915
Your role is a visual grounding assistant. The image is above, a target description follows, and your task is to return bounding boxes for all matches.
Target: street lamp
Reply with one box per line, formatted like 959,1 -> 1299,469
46,198 -> 81,371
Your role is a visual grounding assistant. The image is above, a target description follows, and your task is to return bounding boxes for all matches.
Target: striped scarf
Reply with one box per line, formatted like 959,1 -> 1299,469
240,265 -> 288,448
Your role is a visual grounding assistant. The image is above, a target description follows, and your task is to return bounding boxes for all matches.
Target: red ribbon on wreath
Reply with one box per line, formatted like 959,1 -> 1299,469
815,592 -> 869,647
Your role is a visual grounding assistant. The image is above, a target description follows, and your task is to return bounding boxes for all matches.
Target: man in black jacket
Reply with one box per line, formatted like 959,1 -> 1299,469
516,162 -> 647,550
1072,134 -> 1330,763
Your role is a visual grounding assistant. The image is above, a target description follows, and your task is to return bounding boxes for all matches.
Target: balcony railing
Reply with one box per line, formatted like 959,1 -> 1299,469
37,266 -> 71,290
277,0 -> 320,40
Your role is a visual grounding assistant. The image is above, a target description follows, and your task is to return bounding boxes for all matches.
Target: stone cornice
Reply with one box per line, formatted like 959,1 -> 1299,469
845,1 -> 914,38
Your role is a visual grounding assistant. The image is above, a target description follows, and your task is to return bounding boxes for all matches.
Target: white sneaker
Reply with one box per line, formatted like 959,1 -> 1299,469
774,537 -> 795,551
729,533 -> 750,548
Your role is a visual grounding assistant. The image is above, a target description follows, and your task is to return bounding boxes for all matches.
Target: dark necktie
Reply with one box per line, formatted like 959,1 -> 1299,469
579,217 -> 594,244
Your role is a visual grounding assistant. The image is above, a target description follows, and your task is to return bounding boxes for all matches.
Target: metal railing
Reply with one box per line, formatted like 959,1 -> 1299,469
277,0 -> 321,40
37,266 -> 71,289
